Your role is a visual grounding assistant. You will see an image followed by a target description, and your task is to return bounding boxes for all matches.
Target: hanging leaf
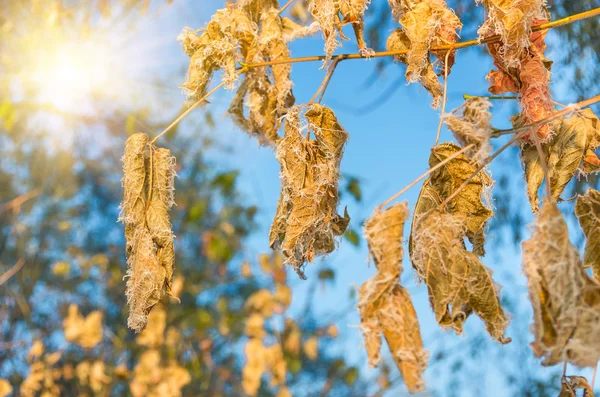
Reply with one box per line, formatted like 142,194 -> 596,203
520,109 -> 600,213
558,376 -> 595,397
386,28 -> 442,108
523,201 -> 600,367
478,1 -> 554,140
575,189 -> 600,278
409,144 -> 509,342
387,0 -> 462,83
427,143 -> 493,256
358,202 -> 428,393
269,105 -> 349,277
445,97 -> 493,163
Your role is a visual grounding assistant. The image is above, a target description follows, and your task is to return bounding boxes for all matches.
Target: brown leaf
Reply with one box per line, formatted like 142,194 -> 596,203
358,202 -> 427,393
523,201 -> 600,367
445,97 -> 493,163
408,144 -> 509,342
559,376 -> 595,397
427,143 -> 493,256
379,286 -> 428,393
576,189 -> 600,278
520,110 -> 600,213
386,28 -> 443,108
270,105 -> 349,276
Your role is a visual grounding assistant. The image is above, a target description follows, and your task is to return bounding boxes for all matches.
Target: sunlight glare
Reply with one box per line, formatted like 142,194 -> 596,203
31,40 -> 116,110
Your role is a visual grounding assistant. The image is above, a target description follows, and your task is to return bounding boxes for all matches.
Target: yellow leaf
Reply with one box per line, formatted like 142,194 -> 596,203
576,189 -> 600,278
302,337 -> 318,360
51,261 -> 70,276
0,378 -> 13,397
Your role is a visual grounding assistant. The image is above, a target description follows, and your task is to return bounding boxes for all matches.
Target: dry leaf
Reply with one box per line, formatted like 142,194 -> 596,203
303,336 -> 319,360
478,1 -> 553,140
445,97 -> 493,163
576,189 -> 600,279
270,105 -> 349,277
409,144 -> 509,343
559,376 -> 595,397
520,110 -> 600,212
386,28 -> 443,108
358,202 -> 428,393
523,201 -> 600,367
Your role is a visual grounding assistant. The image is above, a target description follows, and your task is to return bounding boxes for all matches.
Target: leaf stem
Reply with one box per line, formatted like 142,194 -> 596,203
309,59 -> 341,104
463,94 -> 519,100
377,144 -> 475,210
435,50 -> 452,146
439,129 -> 528,211
278,0 -> 295,14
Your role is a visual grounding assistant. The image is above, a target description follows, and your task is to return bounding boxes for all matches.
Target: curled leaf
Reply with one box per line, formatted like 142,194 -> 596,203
409,144 -> 509,342
445,97 -> 493,163
575,189 -> 600,279
358,202 -> 428,393
523,201 -> 600,367
270,105 -> 349,276
386,28 -> 443,108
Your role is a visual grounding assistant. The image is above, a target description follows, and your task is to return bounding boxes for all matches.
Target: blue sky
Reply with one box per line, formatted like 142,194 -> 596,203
108,1 -> 597,395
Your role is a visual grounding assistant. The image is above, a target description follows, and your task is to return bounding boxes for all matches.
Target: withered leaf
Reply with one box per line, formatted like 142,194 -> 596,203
410,209 -> 510,343
270,105 -> 349,276
427,143 -> 493,256
523,201 -> 600,367
386,28 -> 442,108
520,109 -> 600,213
358,202 -> 427,393
559,376 -> 595,397
575,189 -> 600,278
408,143 -> 509,342
445,97 -> 493,164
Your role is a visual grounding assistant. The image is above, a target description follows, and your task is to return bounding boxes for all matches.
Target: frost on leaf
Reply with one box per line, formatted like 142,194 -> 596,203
477,1 -> 553,140
523,201 -> 600,367
358,202 -> 428,393
519,109 -> 600,213
386,28 -> 442,108
269,105 -> 350,278
445,97 -> 493,163
219,4 -> 298,147
576,189 -> 600,279
308,0 -> 372,63
409,144 -> 510,343
119,133 -> 177,332
387,0 -> 462,107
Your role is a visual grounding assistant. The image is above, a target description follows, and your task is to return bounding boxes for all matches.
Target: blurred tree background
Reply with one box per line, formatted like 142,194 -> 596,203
1,0 -> 600,396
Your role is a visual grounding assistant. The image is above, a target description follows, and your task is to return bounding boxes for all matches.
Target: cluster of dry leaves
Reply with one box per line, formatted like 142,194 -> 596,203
119,132 -> 176,332
109,0 -> 600,394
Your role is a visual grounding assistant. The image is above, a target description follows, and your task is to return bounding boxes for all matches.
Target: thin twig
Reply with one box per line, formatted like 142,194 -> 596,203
243,7 -> 600,69
150,8 -> 600,145
592,362 -> 598,389
463,94 -> 519,100
377,144 -> 475,210
0,259 -> 25,287
0,188 -> 42,213
150,80 -> 228,145
278,0 -> 295,14
435,50 -> 452,146
309,59 -> 341,104
439,129 -> 528,210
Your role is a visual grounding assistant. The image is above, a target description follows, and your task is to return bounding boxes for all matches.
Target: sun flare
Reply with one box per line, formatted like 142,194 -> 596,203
30,39 -> 117,110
